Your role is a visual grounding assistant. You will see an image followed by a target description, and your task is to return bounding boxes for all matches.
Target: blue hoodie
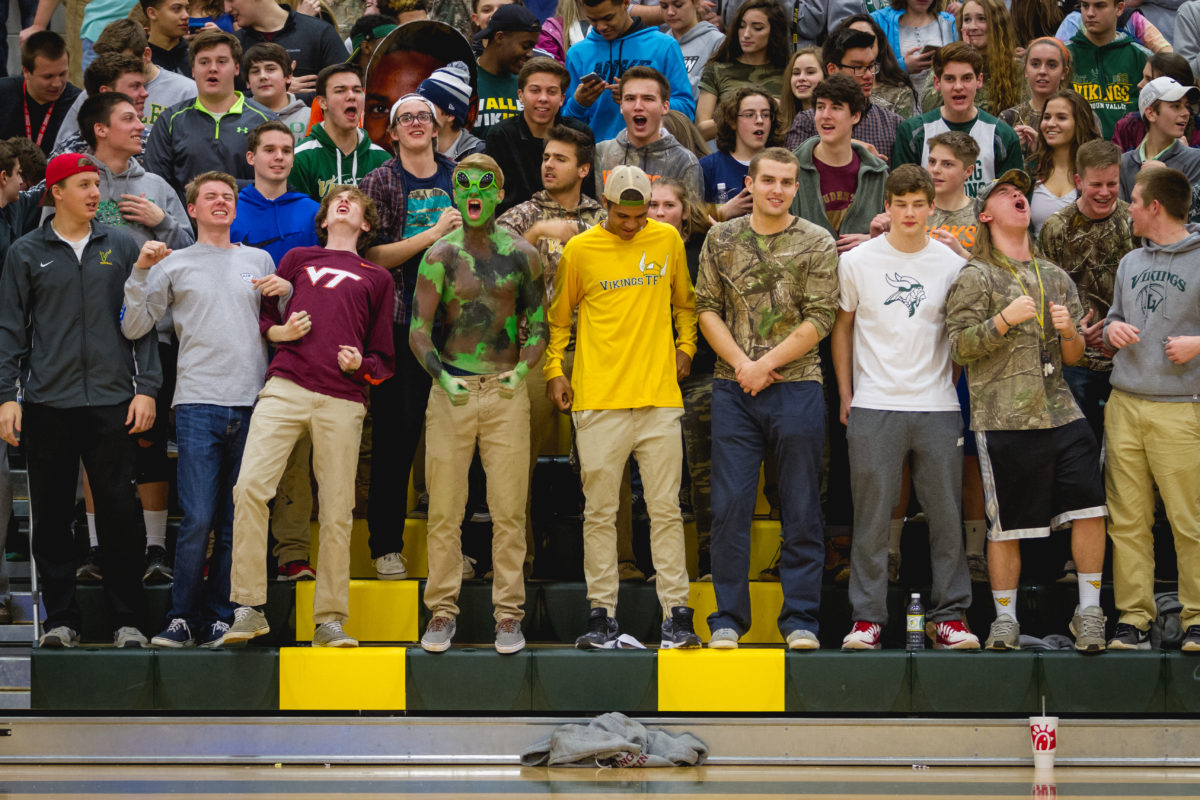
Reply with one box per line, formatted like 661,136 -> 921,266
562,19 -> 696,143
229,185 -> 320,267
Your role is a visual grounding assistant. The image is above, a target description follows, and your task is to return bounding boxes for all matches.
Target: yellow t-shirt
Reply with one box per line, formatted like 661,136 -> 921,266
544,218 -> 696,410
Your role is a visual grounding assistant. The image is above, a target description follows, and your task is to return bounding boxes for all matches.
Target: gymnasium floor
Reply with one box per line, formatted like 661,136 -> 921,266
0,765 -> 1197,798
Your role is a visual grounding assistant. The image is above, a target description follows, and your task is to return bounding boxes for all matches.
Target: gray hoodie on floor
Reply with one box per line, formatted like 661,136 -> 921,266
672,22 -> 724,94
1106,225 -> 1200,402
594,129 -> 703,202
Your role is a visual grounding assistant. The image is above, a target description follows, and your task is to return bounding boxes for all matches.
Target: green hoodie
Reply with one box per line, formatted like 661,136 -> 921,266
1068,30 -> 1149,140
289,123 -> 391,201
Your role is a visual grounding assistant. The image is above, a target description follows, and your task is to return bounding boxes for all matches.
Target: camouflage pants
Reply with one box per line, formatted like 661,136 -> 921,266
680,373 -> 713,560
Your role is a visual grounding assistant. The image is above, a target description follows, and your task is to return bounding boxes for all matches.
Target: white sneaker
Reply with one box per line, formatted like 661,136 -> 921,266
374,552 -> 407,580
786,629 -> 820,650
462,555 -> 477,580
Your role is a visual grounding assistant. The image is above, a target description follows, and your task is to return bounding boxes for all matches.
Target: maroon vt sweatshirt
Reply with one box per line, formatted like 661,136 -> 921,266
259,246 -> 395,403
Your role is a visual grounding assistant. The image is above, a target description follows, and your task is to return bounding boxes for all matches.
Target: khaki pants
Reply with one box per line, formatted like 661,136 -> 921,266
574,407 -> 688,614
271,434 -> 312,564
231,378 -> 365,624
1105,389 -> 1200,630
425,376 -> 530,622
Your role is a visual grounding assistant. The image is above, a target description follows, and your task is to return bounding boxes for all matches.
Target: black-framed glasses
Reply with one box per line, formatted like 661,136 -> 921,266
394,111 -> 434,126
836,62 -> 880,76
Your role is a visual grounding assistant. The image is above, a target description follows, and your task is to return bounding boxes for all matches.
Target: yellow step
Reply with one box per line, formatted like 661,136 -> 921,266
278,647 -> 407,710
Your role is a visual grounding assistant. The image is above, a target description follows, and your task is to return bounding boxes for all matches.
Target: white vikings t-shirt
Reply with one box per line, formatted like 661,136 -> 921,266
837,233 -> 965,411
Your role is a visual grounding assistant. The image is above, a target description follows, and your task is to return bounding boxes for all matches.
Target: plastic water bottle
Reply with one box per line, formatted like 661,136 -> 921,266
716,182 -> 733,203
906,592 -> 926,651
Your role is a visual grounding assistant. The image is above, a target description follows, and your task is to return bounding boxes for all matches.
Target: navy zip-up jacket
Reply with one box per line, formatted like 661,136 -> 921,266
0,219 -> 161,407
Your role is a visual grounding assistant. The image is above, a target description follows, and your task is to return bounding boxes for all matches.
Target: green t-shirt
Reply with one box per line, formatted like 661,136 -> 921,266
472,66 -> 521,140
698,61 -> 782,102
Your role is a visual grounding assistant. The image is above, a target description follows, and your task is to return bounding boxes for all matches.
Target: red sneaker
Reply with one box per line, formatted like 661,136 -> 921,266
277,560 -> 316,581
841,621 -> 882,650
934,619 -> 980,650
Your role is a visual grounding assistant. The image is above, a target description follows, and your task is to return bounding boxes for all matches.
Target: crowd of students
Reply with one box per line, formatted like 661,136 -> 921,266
0,0 -> 1195,658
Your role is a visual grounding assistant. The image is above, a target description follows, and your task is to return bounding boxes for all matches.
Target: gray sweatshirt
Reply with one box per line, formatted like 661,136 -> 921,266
121,243 -> 274,407
673,21 -> 724,94
1119,140 -> 1200,223
42,156 -> 194,249
594,130 -> 703,203
1106,226 -> 1200,402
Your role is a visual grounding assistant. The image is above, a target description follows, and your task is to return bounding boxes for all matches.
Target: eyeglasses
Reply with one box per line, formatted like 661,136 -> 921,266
836,62 -> 880,76
736,110 -> 772,120
393,111 -> 434,126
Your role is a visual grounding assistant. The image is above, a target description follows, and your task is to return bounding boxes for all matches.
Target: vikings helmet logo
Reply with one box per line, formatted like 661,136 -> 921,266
883,272 -> 926,318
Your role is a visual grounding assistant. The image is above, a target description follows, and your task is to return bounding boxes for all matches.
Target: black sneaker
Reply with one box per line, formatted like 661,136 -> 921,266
661,606 -> 701,649
1108,622 -> 1151,651
575,607 -> 619,650
1183,625 -> 1200,653
76,546 -> 102,583
143,545 -> 173,585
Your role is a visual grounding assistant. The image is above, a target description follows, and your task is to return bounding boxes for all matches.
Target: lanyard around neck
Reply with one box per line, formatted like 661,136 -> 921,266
1000,254 -> 1046,341
23,81 -> 56,147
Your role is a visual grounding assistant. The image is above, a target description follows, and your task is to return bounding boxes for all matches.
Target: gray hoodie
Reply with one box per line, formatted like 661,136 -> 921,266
1106,225 -> 1200,402
594,129 -> 703,203
276,93 -> 313,142
1119,140 -> 1200,223
672,21 -> 724,94
42,156 -> 194,249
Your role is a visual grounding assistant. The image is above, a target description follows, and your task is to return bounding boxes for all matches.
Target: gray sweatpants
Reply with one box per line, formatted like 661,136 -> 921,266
846,408 -> 971,624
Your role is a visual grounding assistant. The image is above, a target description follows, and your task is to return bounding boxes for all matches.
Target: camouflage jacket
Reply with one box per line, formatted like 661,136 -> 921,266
1036,200 -> 1134,372
497,190 -> 606,307
695,215 -> 838,384
428,0 -> 472,34
945,255 -> 1085,431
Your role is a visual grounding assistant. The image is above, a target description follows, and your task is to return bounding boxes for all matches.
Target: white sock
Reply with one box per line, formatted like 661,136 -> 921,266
144,509 -> 168,549
86,512 -> 98,548
964,520 -> 986,557
1077,572 -> 1102,609
888,518 -> 904,554
992,589 -> 1018,621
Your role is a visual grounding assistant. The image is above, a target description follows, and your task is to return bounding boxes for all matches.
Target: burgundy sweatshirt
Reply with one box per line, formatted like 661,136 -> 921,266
260,246 -> 395,403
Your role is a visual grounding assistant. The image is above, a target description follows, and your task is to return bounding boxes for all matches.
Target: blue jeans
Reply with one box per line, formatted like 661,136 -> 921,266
169,404 -> 252,627
708,379 -> 826,637
1064,366 -> 1112,448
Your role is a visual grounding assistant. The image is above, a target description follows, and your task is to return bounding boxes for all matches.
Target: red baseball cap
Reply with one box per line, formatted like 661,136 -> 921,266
41,153 -> 99,206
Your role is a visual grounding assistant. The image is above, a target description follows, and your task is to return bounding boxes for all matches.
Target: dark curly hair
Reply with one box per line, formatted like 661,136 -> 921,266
715,86 -> 785,154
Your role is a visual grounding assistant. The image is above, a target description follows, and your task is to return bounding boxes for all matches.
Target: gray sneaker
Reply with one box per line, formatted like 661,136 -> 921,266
374,552 -> 407,580
38,626 -> 79,648
114,626 -> 148,648
1070,605 -> 1107,654
313,621 -> 358,648
421,615 -> 456,653
495,618 -> 525,654
986,614 -> 1021,650
786,629 -> 820,650
708,627 -> 739,649
218,606 -> 270,646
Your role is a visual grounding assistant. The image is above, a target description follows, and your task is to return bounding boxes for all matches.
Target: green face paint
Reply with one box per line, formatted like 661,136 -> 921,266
453,167 -> 502,228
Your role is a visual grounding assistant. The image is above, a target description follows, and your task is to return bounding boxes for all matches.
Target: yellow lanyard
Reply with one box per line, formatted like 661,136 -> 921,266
1000,255 -> 1046,341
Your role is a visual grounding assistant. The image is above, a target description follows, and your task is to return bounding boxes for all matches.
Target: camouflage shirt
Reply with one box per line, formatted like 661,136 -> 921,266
1036,200 -> 1134,372
927,201 -> 980,251
427,0 -> 472,34
695,215 -> 838,384
497,190 -> 606,307
945,255 -> 1085,431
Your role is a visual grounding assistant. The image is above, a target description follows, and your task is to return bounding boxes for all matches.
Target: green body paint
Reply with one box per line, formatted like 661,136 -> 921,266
409,166 -> 548,402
